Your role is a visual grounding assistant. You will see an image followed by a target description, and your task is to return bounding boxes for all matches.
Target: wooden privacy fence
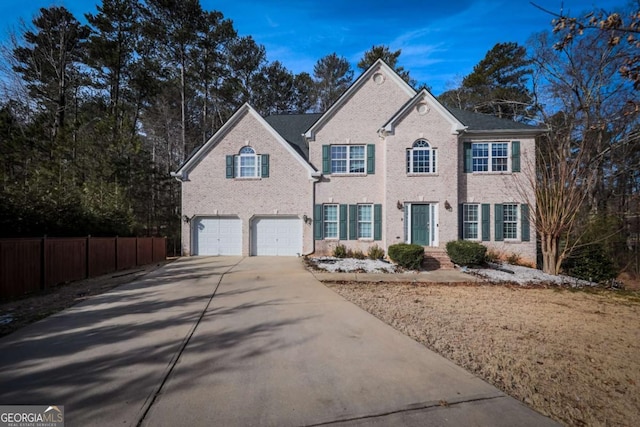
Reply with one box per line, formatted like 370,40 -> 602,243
0,236 -> 166,299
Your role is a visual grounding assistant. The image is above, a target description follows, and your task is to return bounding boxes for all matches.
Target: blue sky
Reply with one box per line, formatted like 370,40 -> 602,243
0,0 -> 628,94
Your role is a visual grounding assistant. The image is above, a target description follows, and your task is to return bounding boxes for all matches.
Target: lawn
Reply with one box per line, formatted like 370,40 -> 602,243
327,281 -> 640,426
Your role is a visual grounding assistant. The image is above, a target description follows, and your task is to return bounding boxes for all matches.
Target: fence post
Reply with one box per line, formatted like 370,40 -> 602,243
41,235 -> 47,290
86,235 -> 91,279
115,236 -> 119,271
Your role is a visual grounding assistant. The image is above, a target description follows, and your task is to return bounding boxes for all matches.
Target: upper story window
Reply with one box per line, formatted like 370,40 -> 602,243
322,144 -> 374,175
407,139 -> 437,174
225,148 -> 269,179
472,142 -> 508,172
331,145 -> 365,174
237,146 -> 261,178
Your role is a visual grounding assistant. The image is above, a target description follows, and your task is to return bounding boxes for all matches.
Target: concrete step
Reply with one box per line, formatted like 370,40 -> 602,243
423,248 -> 455,270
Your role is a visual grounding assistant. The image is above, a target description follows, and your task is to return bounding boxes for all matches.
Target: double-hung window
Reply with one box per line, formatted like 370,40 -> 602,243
323,205 -> 339,239
503,203 -> 518,239
472,142 -> 508,172
357,204 -> 373,239
463,204 -> 479,240
237,146 -> 261,178
331,145 -> 365,174
407,139 -> 437,174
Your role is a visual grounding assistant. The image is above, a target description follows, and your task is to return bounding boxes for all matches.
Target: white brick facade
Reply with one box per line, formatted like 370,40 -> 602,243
174,60 -> 541,264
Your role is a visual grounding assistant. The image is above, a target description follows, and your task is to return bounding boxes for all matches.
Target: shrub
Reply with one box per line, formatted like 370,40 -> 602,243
333,244 -> 347,258
506,253 -> 521,265
562,244 -> 618,283
351,250 -> 366,260
388,243 -> 424,269
368,245 -> 385,260
445,240 -> 487,266
485,249 -> 501,263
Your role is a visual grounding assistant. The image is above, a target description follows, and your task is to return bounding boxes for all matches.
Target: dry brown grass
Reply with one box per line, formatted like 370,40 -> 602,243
327,281 -> 640,427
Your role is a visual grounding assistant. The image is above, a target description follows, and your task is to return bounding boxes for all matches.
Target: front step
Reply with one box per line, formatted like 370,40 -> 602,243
423,247 -> 455,270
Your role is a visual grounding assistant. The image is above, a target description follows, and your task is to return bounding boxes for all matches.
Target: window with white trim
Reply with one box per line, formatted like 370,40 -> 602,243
503,203 -> 518,239
236,146 -> 261,178
357,204 -> 373,239
472,142 -> 508,172
463,204 -> 480,240
331,145 -> 365,174
323,205 -> 338,239
407,139 -> 437,174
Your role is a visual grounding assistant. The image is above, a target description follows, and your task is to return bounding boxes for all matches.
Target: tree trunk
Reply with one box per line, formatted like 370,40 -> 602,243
541,233 -> 560,275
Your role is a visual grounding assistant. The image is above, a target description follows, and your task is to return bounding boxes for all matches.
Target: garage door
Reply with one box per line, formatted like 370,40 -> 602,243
251,217 -> 302,256
193,217 -> 242,255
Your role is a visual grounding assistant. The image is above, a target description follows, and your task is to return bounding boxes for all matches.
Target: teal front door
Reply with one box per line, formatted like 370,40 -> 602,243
411,204 -> 430,246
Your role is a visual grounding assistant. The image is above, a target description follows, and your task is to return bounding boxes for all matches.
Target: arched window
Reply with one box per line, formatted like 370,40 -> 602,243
237,146 -> 261,177
406,139 -> 436,174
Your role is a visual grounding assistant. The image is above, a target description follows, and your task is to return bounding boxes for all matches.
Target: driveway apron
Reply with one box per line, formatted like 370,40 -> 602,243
141,257 -> 558,426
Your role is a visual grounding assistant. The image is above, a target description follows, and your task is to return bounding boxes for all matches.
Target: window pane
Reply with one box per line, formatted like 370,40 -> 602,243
412,149 -> 430,173
349,146 -> 365,173
239,156 -> 256,177
463,204 -> 479,239
323,205 -> 338,238
357,205 -> 372,239
331,146 -> 347,173
492,143 -> 508,171
503,204 -> 518,239
472,143 -> 488,172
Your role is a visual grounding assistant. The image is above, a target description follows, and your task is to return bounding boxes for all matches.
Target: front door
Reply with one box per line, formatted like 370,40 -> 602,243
411,204 -> 430,246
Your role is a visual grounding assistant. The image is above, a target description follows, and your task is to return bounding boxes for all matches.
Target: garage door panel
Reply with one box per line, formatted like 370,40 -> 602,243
252,217 -> 302,256
194,217 -> 242,256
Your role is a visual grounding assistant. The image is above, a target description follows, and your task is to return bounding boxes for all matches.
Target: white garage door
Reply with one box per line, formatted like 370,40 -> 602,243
193,217 -> 242,255
252,217 -> 302,256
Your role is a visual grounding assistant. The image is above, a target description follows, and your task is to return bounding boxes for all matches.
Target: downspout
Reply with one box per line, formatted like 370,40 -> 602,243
302,171 -> 322,257
170,171 -> 186,256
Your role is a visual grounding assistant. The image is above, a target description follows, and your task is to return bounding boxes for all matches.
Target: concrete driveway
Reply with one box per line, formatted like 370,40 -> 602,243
0,257 -> 558,426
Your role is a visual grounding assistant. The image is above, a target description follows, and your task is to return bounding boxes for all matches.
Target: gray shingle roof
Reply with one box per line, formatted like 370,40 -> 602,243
448,107 -> 542,131
264,113 -> 322,159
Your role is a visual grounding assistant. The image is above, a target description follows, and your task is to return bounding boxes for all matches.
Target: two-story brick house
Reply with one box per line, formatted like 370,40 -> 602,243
172,60 -> 543,264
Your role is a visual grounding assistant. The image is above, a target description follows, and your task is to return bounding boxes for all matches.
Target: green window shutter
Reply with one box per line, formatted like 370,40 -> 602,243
348,205 -> 357,240
521,204 -> 530,242
322,145 -> 330,174
481,204 -> 490,241
339,204 -> 348,240
367,144 -> 375,174
225,155 -> 235,178
261,154 -> 269,177
494,204 -> 504,241
511,141 -> 521,172
374,204 -> 382,240
314,204 -> 323,240
463,142 -> 472,173
458,204 -> 464,239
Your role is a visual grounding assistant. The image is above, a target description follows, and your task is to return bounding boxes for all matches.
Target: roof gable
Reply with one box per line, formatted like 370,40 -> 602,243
305,59 -> 416,141
173,104 -> 317,179
382,89 -> 466,135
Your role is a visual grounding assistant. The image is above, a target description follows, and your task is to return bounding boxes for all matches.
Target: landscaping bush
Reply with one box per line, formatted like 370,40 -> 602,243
388,243 -> 424,269
562,244 -> 618,283
332,244 -> 347,258
351,249 -> 366,260
367,245 -> 386,260
445,240 -> 487,266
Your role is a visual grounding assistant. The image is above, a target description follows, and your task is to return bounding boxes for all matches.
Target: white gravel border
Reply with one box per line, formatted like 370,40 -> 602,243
309,257 -> 596,287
